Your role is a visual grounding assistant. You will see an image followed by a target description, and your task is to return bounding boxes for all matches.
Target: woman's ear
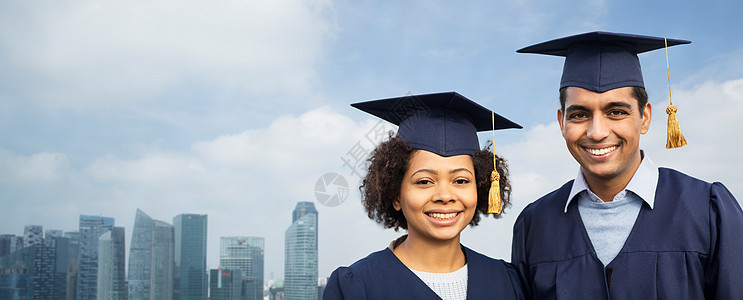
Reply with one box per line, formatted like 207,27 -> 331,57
393,197 -> 401,211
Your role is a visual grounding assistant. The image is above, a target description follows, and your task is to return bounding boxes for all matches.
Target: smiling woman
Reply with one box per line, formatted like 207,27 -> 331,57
360,136 -> 510,232
398,150 -> 479,245
323,92 -> 524,300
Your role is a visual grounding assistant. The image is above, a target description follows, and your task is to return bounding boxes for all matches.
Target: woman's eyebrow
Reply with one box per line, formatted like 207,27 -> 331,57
410,169 -> 436,177
450,168 -> 473,175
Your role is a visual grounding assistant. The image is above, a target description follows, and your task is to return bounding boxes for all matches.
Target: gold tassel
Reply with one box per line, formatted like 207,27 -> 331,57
664,38 -> 687,149
666,103 -> 687,148
488,169 -> 502,214
487,111 -> 502,214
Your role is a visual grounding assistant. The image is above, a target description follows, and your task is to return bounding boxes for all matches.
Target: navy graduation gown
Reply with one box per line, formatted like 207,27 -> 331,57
324,246 -> 524,299
512,168 -> 743,299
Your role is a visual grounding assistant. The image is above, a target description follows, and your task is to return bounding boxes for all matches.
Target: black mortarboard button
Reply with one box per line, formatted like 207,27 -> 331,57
351,92 -> 521,157
517,31 -> 690,92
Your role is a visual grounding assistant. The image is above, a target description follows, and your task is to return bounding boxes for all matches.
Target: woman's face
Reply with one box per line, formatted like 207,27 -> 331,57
395,150 -> 478,243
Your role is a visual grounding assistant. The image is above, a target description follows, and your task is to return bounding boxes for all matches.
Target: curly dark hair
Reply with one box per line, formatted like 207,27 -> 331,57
360,133 -> 512,231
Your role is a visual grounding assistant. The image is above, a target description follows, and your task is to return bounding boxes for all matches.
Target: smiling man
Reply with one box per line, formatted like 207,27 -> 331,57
511,32 -> 743,299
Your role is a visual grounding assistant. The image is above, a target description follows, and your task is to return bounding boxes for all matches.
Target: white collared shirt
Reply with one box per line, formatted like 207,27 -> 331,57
564,152 -> 660,265
565,152 -> 659,213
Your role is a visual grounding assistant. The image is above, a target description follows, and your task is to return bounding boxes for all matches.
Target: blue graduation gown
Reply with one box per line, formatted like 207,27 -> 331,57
512,168 -> 743,299
324,245 -> 524,299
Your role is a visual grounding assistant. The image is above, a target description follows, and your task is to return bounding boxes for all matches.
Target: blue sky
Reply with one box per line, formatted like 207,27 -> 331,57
1,1 -> 742,282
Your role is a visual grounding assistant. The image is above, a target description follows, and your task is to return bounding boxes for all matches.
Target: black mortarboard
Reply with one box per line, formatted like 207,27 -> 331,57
517,31 -> 691,92
351,92 -> 521,157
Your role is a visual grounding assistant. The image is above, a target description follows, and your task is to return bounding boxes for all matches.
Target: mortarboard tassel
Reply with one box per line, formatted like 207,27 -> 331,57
488,111 -> 503,214
664,38 -> 687,149
666,104 -> 687,148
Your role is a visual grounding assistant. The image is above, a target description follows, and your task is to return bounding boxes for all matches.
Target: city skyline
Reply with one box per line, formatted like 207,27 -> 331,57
0,205 -> 323,299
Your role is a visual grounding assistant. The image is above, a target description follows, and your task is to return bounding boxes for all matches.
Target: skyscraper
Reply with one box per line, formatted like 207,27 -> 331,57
50,235 -> 76,300
37,237 -> 56,298
173,214 -> 208,300
0,234 -> 12,257
220,236 -> 264,300
128,209 -> 174,300
208,268 -> 242,300
0,244 -> 36,299
64,232 -> 80,300
46,230 -> 64,239
284,202 -> 318,300
31,232 -> 75,299
24,225 -> 43,247
97,227 -> 127,300
77,215 -> 114,300
9,236 -> 24,253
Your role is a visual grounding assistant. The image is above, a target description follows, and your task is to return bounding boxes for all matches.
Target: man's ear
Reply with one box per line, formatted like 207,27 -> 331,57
641,102 -> 652,134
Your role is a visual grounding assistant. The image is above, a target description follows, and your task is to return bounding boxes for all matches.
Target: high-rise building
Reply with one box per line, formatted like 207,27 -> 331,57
0,234 -> 13,256
0,244 -> 37,299
284,202 -> 318,300
128,209 -> 174,300
268,280 -> 285,300
44,227 -> 70,299
36,237 -> 56,298
66,259 -> 78,300
10,236 -> 24,253
220,236 -> 264,300
0,229 -> 73,299
46,230 -> 64,239
173,214 -> 208,300
51,235 -> 76,300
24,225 -> 43,247
64,232 -> 80,300
208,268 -> 242,300
97,227 -> 127,300
64,232 -> 80,241
77,215 -> 115,300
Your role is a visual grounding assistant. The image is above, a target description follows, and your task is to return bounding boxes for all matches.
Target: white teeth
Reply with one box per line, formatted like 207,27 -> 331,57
428,212 -> 457,220
586,146 -> 617,155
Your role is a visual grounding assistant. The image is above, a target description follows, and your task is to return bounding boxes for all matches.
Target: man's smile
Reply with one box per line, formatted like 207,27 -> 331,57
584,145 -> 618,156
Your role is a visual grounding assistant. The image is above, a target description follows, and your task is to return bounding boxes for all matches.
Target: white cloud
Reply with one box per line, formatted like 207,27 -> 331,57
0,0 -> 336,109
0,151 -> 72,181
87,153 -> 206,184
192,107 -> 360,171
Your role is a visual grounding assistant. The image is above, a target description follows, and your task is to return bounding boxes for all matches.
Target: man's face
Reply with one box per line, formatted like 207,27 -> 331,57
557,86 -> 652,185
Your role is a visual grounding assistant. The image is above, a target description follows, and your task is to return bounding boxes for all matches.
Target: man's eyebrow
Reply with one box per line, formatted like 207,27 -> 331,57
602,101 -> 633,110
564,101 -> 633,113
564,104 -> 588,113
